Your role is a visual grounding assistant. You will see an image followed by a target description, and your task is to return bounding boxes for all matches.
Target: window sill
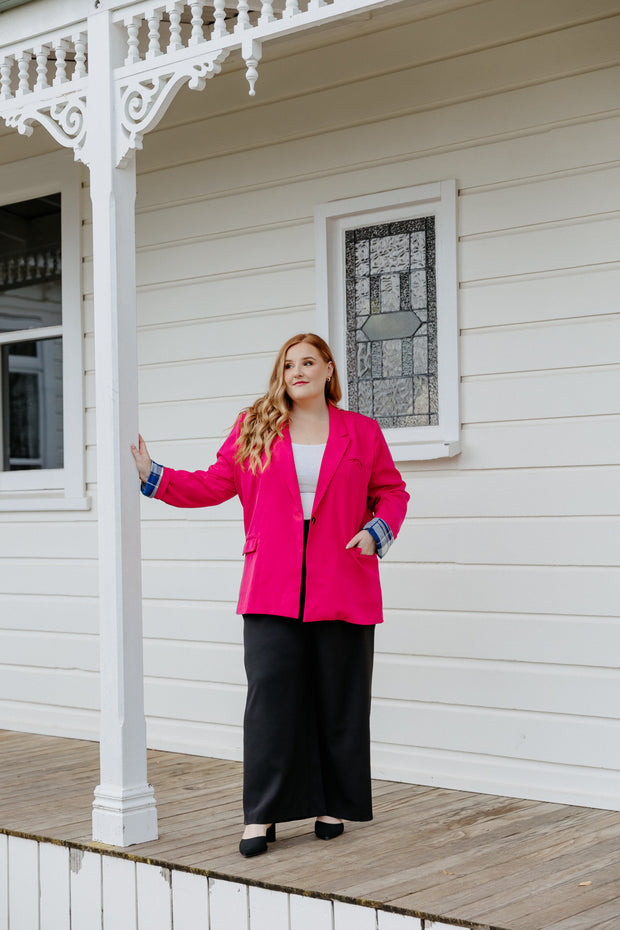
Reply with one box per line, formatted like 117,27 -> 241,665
387,439 -> 461,462
0,495 -> 91,512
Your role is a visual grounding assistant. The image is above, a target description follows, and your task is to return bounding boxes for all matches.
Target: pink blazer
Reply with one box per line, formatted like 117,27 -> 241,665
154,405 -> 409,625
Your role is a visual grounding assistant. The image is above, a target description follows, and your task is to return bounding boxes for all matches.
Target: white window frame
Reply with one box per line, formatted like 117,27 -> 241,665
315,180 -> 460,461
0,151 -> 89,511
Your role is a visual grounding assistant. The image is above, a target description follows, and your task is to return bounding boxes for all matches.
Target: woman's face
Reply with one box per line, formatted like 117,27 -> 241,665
283,342 -> 333,405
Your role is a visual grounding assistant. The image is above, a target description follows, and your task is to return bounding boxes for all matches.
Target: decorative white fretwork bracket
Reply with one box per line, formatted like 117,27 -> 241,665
0,31 -> 90,164
116,49 -> 230,164
4,93 -> 89,162
5,95 -> 86,161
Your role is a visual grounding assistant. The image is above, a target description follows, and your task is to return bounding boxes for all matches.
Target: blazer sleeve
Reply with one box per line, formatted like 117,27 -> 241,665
153,421 -> 241,509
366,420 -> 409,538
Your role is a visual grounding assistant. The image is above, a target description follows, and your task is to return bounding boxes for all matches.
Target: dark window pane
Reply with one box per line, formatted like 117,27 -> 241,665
0,193 -> 63,473
1,338 -> 63,471
10,341 -> 38,357
0,193 -> 62,333
9,371 -> 40,459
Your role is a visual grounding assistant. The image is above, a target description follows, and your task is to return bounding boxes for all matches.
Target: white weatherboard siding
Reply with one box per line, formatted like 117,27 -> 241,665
0,0 -> 619,811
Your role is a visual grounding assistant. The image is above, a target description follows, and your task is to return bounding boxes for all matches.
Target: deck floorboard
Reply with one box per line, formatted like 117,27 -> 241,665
1,729 -> 619,930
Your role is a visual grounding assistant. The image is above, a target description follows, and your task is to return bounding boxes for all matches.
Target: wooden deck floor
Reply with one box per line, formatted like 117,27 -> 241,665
2,730 -> 620,930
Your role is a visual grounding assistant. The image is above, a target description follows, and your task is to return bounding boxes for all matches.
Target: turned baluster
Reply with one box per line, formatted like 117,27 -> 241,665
17,51 -> 32,95
284,0 -> 300,17
53,39 -> 69,85
73,32 -> 87,79
258,0 -> 275,25
34,44 -> 50,91
166,1 -> 184,52
146,9 -> 163,58
16,54 -> 27,97
212,0 -> 228,38
125,16 -> 141,65
189,2 -> 205,45
235,0 -> 250,32
0,57 -> 13,100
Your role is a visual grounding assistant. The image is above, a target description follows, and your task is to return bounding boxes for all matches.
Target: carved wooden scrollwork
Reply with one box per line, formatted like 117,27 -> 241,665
116,49 -> 230,162
4,93 -> 89,164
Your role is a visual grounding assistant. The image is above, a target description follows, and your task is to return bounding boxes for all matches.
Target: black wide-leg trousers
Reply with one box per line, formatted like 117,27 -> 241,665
242,614 -> 375,824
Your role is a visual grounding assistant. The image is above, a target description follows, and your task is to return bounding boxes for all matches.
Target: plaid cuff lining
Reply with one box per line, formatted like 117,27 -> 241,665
363,517 -> 394,559
141,461 -> 163,498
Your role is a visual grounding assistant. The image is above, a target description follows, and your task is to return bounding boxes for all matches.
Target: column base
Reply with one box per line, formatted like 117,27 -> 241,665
92,782 -> 158,847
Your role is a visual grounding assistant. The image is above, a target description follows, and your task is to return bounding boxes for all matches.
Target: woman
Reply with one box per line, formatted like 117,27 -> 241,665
131,333 -> 409,857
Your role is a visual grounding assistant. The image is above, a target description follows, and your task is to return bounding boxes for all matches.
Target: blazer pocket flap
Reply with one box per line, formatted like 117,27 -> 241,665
243,536 -> 258,555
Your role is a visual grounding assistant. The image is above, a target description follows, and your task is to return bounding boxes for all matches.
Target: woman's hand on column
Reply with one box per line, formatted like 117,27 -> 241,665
130,434 -> 153,483
345,529 -> 376,556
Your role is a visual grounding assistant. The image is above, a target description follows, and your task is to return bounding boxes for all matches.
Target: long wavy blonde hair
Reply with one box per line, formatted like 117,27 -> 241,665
235,333 -> 342,473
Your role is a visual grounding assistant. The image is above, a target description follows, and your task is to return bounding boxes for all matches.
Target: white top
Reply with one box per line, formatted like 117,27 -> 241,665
291,442 -> 326,519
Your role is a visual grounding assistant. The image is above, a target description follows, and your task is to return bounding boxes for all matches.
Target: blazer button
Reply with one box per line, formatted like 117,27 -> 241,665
311,516 -> 316,525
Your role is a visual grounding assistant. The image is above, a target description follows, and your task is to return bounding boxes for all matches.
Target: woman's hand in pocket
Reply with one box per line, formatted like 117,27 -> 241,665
345,529 -> 376,556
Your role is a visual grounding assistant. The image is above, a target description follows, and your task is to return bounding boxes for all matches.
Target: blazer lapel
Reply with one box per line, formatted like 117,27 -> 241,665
312,406 -> 350,515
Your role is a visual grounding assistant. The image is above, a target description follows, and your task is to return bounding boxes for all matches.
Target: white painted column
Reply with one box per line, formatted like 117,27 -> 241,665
87,7 -> 157,846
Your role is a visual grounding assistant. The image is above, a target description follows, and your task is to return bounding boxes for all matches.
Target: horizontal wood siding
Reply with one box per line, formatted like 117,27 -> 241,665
1,0 -> 619,809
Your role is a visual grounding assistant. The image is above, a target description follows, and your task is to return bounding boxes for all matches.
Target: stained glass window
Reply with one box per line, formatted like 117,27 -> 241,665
344,216 -> 437,429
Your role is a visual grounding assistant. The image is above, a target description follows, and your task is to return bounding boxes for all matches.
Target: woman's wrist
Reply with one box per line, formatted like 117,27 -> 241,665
140,461 -> 164,497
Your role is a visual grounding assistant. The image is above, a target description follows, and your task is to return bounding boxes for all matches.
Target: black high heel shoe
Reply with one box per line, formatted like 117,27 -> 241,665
314,820 -> 344,840
239,823 -> 276,857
